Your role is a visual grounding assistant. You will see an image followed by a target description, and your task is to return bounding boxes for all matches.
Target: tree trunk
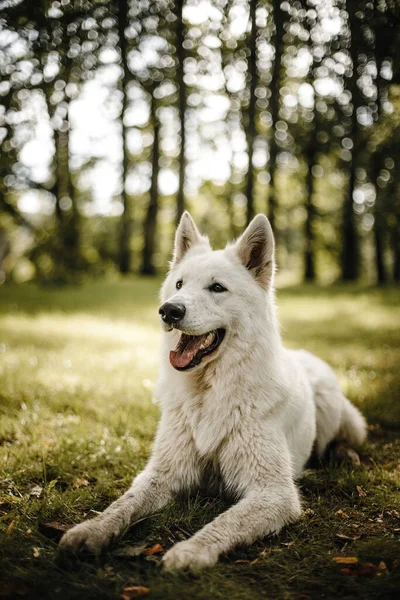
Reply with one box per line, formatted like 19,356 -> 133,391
267,0 -> 284,235
245,0 -> 257,225
176,0 -> 186,224
304,123 -> 317,282
118,0 -> 131,274
341,1 -> 360,281
141,90 -> 160,275
372,12 -> 388,284
393,219 -> 400,282
55,118 -> 81,272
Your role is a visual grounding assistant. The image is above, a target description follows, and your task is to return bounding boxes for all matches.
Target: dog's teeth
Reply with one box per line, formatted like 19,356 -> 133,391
204,332 -> 215,347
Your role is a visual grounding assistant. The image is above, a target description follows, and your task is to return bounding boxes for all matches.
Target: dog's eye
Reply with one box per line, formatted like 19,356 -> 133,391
209,283 -> 227,293
176,279 -> 183,290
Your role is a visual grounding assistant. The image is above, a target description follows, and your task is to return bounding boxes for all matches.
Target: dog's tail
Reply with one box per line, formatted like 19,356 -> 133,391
338,396 -> 367,447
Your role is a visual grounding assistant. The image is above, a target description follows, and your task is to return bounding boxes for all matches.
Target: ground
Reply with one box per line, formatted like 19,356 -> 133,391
0,279 -> 399,600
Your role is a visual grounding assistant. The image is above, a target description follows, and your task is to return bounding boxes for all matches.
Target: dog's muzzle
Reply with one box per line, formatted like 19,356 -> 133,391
159,302 -> 186,325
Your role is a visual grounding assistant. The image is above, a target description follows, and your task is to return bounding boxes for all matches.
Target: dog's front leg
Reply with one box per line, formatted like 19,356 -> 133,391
60,410 -> 199,555
163,435 -> 301,571
59,466 -> 172,555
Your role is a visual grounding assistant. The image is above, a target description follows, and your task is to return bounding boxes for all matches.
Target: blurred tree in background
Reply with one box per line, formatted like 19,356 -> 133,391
0,0 -> 399,284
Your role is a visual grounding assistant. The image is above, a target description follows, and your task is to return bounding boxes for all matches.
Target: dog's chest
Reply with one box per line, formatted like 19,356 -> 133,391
183,391 -> 240,458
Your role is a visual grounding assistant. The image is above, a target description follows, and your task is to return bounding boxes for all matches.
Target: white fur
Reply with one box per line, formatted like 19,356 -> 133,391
60,212 -> 367,571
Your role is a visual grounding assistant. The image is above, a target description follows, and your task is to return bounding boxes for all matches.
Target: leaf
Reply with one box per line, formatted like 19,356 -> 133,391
234,559 -> 250,563
39,521 -> 70,541
332,556 -> 358,565
120,586 -> 150,599
29,485 -> 43,498
47,479 -> 58,492
356,562 -> 378,575
7,517 -> 19,535
336,533 -> 360,541
2,581 -> 30,597
336,509 -> 349,518
32,547 -> 40,558
143,543 -> 164,556
356,486 -> 367,497
72,477 -> 90,489
114,543 -> 148,558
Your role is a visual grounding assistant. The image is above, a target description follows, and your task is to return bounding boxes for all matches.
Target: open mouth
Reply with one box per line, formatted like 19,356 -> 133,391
170,328 -> 225,371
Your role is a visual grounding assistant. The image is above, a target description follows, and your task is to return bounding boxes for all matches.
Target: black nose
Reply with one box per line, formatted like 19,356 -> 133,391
159,302 -> 186,324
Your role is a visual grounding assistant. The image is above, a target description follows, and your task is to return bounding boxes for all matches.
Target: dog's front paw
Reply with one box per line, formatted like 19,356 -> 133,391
59,519 -> 113,555
162,540 -> 218,572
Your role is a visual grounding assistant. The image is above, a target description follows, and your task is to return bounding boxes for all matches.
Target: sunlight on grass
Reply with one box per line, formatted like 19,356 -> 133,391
0,280 -> 399,600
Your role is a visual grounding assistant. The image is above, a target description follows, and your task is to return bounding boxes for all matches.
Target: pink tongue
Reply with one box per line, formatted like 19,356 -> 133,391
170,334 -> 209,368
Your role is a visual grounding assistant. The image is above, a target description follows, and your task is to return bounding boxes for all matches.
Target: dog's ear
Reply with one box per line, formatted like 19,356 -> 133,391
173,211 -> 210,264
235,214 -> 275,289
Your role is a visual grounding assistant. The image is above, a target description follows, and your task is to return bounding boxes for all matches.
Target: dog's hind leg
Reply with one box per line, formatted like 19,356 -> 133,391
315,390 -> 367,465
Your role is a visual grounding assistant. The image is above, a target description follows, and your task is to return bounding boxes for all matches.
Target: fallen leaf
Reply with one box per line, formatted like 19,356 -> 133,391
143,543 -> 164,556
336,509 -> 349,518
121,586 -> 150,599
29,485 -> 43,498
341,568 -> 356,576
7,517 -> 19,535
376,561 -> 388,575
336,533 -> 360,541
32,547 -> 40,558
2,581 -> 30,597
39,521 -> 70,541
356,562 -> 377,575
332,556 -> 358,565
115,543 -> 148,558
356,486 -> 367,497
234,559 -> 250,563
26,529 -> 32,535
72,477 -> 89,489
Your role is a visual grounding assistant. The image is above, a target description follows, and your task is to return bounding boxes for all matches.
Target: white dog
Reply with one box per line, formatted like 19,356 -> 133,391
60,212 -> 367,571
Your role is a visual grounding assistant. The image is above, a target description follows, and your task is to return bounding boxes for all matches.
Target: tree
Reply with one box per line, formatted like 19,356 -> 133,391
117,0 -> 132,274
267,0 -> 284,235
244,0 -> 257,224
175,0 -> 186,224
141,88 -> 160,275
341,1 -> 361,281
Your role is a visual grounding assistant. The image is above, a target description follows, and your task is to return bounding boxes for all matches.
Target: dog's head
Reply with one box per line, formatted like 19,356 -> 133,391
159,211 -> 275,372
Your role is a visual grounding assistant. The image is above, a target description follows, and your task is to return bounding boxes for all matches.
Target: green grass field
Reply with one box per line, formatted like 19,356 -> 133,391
0,279 -> 400,599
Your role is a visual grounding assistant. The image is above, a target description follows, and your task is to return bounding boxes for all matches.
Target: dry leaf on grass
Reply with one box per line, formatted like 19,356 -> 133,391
143,543 -> 164,556
121,586 -> 150,599
2,581 -> 30,597
336,509 -> 349,518
29,485 -> 43,498
356,485 -> 367,497
72,477 -> 90,489
335,533 -> 360,541
7,517 -> 19,535
39,521 -> 71,541
234,559 -> 250,564
337,559 -> 388,577
32,547 -> 40,558
332,556 -> 358,565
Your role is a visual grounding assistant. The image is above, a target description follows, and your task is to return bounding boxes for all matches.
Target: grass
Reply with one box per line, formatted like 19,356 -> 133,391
0,278 -> 399,600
